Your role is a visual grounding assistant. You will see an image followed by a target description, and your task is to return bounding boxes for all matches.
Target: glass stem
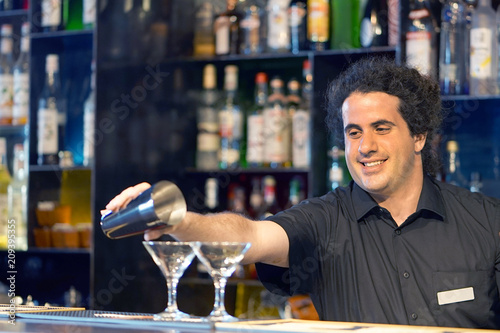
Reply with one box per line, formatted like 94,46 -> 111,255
212,275 -> 228,314
166,276 -> 179,312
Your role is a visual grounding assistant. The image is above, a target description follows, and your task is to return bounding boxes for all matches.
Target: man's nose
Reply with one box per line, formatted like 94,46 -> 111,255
358,132 -> 377,155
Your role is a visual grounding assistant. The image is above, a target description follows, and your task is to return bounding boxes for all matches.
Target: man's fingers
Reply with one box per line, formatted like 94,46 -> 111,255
105,182 -> 151,211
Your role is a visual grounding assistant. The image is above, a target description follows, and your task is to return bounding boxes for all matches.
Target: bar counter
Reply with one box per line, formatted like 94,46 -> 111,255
0,308 -> 497,333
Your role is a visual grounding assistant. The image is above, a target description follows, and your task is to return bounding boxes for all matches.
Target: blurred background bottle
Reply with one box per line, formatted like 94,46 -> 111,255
445,140 -> 468,188
439,0 -> 465,95
219,65 -> 243,169
0,137 -> 11,248
0,24 -> 14,126
405,0 -> 438,78
289,0 -> 308,53
267,0 -> 290,53
328,146 -> 350,190
12,22 -> 30,126
214,0 -> 242,56
240,0 -> 266,55
193,1 -> 216,56
83,61 -> 95,167
246,72 -> 267,168
41,0 -> 64,32
83,0 -> 96,29
307,0 -> 329,50
264,76 -> 289,168
469,0 -> 498,96
359,0 -> 387,48
7,143 -> 27,250
286,78 -> 301,167
332,0 -> 361,49
196,64 -> 220,170
292,59 -> 312,169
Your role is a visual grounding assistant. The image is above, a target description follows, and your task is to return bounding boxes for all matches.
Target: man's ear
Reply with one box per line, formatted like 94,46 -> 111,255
414,133 -> 427,153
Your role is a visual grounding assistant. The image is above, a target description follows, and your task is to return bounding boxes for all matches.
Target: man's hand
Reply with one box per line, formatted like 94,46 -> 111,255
103,182 -> 152,213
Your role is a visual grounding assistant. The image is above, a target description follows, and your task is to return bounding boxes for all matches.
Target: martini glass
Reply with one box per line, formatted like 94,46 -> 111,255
143,241 -> 196,321
191,241 -> 252,322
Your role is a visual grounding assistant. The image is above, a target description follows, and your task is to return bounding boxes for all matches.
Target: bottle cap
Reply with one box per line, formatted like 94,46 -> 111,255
203,64 -> 216,89
255,72 -> 268,84
1,24 -> 13,36
446,140 -> 459,153
46,54 -> 59,72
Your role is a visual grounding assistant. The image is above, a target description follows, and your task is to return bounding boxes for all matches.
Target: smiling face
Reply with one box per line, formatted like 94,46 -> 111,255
342,92 -> 426,200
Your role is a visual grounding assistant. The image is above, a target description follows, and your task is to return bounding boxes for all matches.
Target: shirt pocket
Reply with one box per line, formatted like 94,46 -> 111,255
432,270 -> 494,328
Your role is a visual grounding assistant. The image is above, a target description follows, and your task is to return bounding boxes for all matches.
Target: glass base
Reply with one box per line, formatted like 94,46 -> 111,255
207,309 -> 239,322
153,310 -> 191,321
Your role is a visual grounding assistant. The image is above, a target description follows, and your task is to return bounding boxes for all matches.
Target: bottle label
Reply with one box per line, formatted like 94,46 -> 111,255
289,5 -> 306,28
267,5 -> 290,50
83,0 -> 96,25
405,31 -> 432,76
307,0 -> 329,42
292,109 -> 310,168
37,107 -> 58,154
470,28 -> 493,79
0,74 -> 13,120
42,0 -> 62,27
263,106 -> 288,163
215,16 -> 230,54
197,132 -> 219,152
219,107 -> 242,139
241,12 -> 261,50
13,73 -> 29,122
247,113 -> 264,164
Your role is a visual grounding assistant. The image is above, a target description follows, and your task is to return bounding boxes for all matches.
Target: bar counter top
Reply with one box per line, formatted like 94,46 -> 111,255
1,307 -> 497,333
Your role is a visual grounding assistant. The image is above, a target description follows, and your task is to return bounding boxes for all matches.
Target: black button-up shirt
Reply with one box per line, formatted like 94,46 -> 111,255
256,176 -> 500,329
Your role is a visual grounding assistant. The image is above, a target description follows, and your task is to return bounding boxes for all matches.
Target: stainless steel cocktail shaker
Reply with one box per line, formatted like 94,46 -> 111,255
100,181 -> 186,239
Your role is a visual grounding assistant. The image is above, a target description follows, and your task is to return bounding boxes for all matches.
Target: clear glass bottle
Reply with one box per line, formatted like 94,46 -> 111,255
83,0 -> 96,29
218,65 -> 243,169
260,175 -> 281,219
246,72 -> 267,168
470,0 -> 498,96
307,0 -> 329,51
405,0 -> 438,78
289,0 -> 308,53
359,0 -> 388,48
0,24 -> 14,126
37,54 -> 62,165
7,143 -> 27,250
286,78 -> 301,167
284,176 -> 301,209
193,1 -> 216,56
240,0 -> 265,55
328,146 -> 350,190
463,0 -> 475,95
214,0 -> 242,55
13,22 -> 29,126
292,61 -> 311,169
445,140 -> 468,188
196,64 -> 220,170
0,137 -> 11,249
267,0 -> 290,53
263,76 -> 288,168
83,61 -> 95,167
439,0 -> 466,95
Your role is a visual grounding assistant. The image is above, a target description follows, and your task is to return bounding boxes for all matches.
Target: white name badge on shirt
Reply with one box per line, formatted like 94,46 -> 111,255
437,287 -> 475,305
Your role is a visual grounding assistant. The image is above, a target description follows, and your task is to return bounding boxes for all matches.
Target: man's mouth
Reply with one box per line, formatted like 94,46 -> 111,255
361,160 -> 386,167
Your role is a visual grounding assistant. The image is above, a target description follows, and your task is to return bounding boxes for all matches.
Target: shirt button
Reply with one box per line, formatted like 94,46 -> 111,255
403,271 -> 410,279
411,313 -> 418,320
395,229 -> 401,235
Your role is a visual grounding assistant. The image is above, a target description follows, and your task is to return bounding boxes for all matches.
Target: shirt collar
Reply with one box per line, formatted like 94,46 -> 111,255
352,175 -> 446,222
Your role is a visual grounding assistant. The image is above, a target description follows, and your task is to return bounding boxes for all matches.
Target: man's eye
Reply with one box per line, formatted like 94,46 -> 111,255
376,127 -> 390,133
348,131 -> 361,138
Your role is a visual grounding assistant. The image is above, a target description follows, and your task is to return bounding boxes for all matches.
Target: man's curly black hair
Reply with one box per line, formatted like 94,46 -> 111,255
325,56 -> 444,177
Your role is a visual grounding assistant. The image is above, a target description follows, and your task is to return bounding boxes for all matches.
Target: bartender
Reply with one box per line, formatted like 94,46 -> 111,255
105,57 -> 500,329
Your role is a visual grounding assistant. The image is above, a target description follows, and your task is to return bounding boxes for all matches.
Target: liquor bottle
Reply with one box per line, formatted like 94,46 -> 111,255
7,144 -> 27,250
439,0 -> 466,95
289,0 -> 308,54
240,0 -> 265,55
83,61 -> 95,167
0,137 -> 11,248
0,24 -> 14,126
246,72 -> 267,168
193,1 -> 216,56
332,0 -> 361,49
214,0 -> 242,56
328,146 -> 350,190
267,0 -> 290,53
37,54 -> 62,165
83,0 -> 96,29
469,172 -> 482,193
405,0 -> 438,78
12,22 -> 29,126
359,0 -> 388,48
260,175 -> 281,219
292,61 -> 311,168
196,64 -> 220,170
463,0 -> 474,95
445,140 -> 468,188
387,0 -> 400,46
41,0 -> 64,32
470,0 -> 498,96
263,76 -> 288,168
204,178 -> 220,213
307,0 -> 329,51
0,0 -> 14,10
287,78 -> 301,167
228,184 -> 248,216
248,176 -> 263,219
219,65 -> 243,169
284,176 -> 301,209
63,0 -> 83,30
